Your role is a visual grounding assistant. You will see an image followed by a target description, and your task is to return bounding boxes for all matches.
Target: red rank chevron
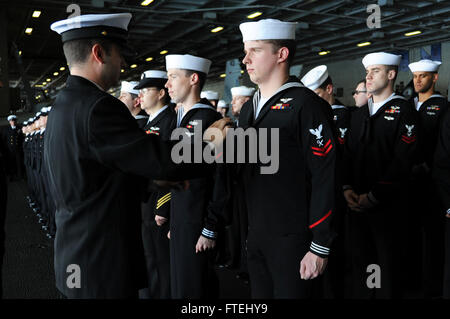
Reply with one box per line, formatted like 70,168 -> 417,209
311,139 -> 333,157
401,135 -> 416,144
338,137 -> 345,145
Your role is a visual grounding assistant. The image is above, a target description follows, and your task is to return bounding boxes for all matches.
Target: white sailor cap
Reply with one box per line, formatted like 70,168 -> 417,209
165,54 -> 212,74
239,19 -> 296,42
135,70 -> 168,89
121,81 -> 140,95
217,100 -> 228,108
231,86 -> 255,97
362,52 -> 402,68
201,91 -> 219,100
301,65 -> 329,90
50,13 -> 135,56
408,59 -> 442,73
7,115 -> 17,121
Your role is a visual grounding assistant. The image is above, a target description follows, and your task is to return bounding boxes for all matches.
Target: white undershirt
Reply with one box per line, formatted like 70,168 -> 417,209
255,96 -> 269,119
416,101 -> 423,111
369,93 -> 395,116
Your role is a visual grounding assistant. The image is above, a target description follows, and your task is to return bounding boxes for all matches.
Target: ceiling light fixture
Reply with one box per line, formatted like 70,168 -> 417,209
247,12 -> 262,19
357,42 -> 371,47
141,0 -> 154,6
405,30 -> 422,36
211,26 -> 224,33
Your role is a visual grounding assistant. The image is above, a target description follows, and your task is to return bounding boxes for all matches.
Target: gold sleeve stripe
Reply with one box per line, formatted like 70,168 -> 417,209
156,197 -> 171,210
157,193 -> 171,203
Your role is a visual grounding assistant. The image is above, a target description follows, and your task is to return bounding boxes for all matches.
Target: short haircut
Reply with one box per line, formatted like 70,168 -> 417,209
161,88 -> 171,105
184,69 -> 207,91
357,79 -> 366,87
263,39 -> 297,66
385,65 -> 398,83
63,38 -> 114,66
318,76 -> 333,90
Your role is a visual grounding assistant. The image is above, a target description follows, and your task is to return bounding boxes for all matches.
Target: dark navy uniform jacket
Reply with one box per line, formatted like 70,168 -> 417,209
142,105 -> 176,222
235,77 -> 338,257
433,106 -> 450,214
412,94 -> 449,168
343,94 -> 419,203
44,75 -> 211,298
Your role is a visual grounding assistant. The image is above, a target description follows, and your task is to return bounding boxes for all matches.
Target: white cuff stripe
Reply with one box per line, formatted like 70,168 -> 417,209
202,229 -> 217,238
311,242 -> 330,252
311,242 -> 330,254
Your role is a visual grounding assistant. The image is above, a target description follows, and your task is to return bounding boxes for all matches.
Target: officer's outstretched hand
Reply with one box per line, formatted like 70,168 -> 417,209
204,117 -> 233,148
300,251 -> 328,280
195,235 -> 216,253
155,215 -> 168,226
343,189 -> 362,212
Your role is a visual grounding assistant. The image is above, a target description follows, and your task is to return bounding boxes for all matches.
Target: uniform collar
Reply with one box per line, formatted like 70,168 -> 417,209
252,76 -> 304,121
67,75 -> 105,91
368,93 -> 406,116
331,99 -> 346,109
177,101 -> 215,127
147,105 -> 169,124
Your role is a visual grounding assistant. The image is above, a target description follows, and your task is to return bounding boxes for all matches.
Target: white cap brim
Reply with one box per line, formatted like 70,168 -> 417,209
239,19 -> 296,42
408,59 -> 441,72
121,81 -> 140,95
51,13 -> 132,34
301,65 -> 329,90
362,52 -> 402,68
201,91 -> 219,100
231,86 -> 255,97
166,54 -> 211,74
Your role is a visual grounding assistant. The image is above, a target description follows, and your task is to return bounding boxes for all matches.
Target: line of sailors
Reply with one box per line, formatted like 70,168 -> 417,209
21,107 -> 56,240
113,51 -> 449,299
117,68 -> 257,297
32,13 -> 450,299
300,56 -> 449,298
1,115 -> 24,181
7,55 -> 449,300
